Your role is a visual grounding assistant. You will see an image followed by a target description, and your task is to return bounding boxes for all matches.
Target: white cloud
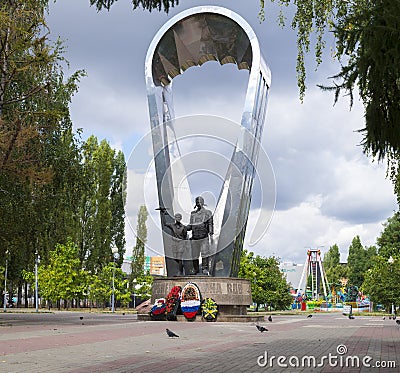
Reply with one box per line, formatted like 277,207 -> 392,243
247,197 -> 389,264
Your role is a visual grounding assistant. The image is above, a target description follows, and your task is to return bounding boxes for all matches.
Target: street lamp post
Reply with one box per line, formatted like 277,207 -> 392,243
111,248 -> 120,313
388,256 -> 395,316
35,250 -> 40,313
132,279 -> 137,309
3,250 -> 9,312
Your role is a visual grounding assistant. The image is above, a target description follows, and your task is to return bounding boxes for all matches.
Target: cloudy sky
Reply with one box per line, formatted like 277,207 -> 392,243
47,0 -> 397,264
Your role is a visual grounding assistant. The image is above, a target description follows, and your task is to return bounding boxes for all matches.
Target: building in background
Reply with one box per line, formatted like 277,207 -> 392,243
122,256 -> 166,276
149,256 -> 166,276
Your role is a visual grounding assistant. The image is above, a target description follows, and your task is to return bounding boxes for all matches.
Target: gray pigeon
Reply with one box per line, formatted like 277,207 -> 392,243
307,314 -> 313,318
268,315 -> 272,322
166,328 -> 179,338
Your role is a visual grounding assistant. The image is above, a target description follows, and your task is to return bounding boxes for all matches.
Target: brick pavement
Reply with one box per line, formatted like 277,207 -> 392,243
0,312 -> 399,373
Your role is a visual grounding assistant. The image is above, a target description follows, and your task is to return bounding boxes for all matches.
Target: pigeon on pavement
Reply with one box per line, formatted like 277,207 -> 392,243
307,314 -> 313,318
255,324 -> 268,332
268,315 -> 272,322
166,328 -> 179,338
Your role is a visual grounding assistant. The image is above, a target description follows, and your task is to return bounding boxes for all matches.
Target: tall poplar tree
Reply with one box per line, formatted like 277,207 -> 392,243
130,205 -> 148,281
323,244 -> 348,291
347,236 -> 365,287
347,236 -> 376,288
79,136 -> 126,272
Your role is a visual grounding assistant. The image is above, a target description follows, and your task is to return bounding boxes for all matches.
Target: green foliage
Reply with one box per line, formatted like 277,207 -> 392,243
239,250 -> 292,310
0,265 -> 5,286
331,0 -> 400,161
259,1 -> 400,164
35,240 -> 88,305
0,0 -> 84,293
88,262 -> 130,307
130,205 -> 148,281
79,137 -> 126,272
110,150 -> 127,255
323,244 -> 340,269
23,240 -> 132,308
376,212 -> 400,258
325,265 -> 348,291
0,1 -> 127,302
259,0 -> 341,100
131,272 -> 153,299
0,1 -> 85,183
347,236 -> 376,287
347,236 -> 364,287
323,244 -> 348,290
362,255 -> 400,311
89,0 -> 179,12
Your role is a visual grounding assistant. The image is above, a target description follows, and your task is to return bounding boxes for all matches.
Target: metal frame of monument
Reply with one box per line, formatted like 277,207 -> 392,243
145,6 -> 271,279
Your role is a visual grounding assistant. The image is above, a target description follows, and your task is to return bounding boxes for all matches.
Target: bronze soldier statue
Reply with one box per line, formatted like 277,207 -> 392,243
162,211 -> 188,276
187,196 -> 214,275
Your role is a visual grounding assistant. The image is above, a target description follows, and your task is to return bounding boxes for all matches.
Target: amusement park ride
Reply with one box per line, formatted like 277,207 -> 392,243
297,249 -> 329,300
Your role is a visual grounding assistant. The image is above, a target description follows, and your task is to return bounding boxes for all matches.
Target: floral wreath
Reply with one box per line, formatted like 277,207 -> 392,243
201,298 -> 218,321
165,285 -> 182,321
150,298 -> 166,320
180,282 -> 201,320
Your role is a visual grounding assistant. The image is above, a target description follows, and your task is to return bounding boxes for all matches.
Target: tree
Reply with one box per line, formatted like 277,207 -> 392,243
0,0 -> 86,306
110,150 -> 127,256
347,236 -> 365,287
1,1 -> 130,306
131,272 -> 153,300
78,136 -> 126,272
239,250 -> 292,311
347,236 -> 376,288
376,212 -> 400,259
89,0 -> 178,12
88,263 -> 130,308
130,205 -> 148,282
323,244 -> 340,269
323,244 -> 348,291
363,255 -> 400,312
259,1 -> 400,164
0,0 -> 84,183
24,240 -> 88,309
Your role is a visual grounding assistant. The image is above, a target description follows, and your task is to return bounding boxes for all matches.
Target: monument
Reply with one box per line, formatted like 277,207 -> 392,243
145,6 -> 271,315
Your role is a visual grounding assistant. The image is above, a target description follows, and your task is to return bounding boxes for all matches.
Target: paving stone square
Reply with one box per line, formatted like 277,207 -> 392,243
0,311 -> 399,372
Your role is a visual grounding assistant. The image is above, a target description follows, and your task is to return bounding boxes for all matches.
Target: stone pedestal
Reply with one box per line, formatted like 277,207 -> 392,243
151,276 -> 252,315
